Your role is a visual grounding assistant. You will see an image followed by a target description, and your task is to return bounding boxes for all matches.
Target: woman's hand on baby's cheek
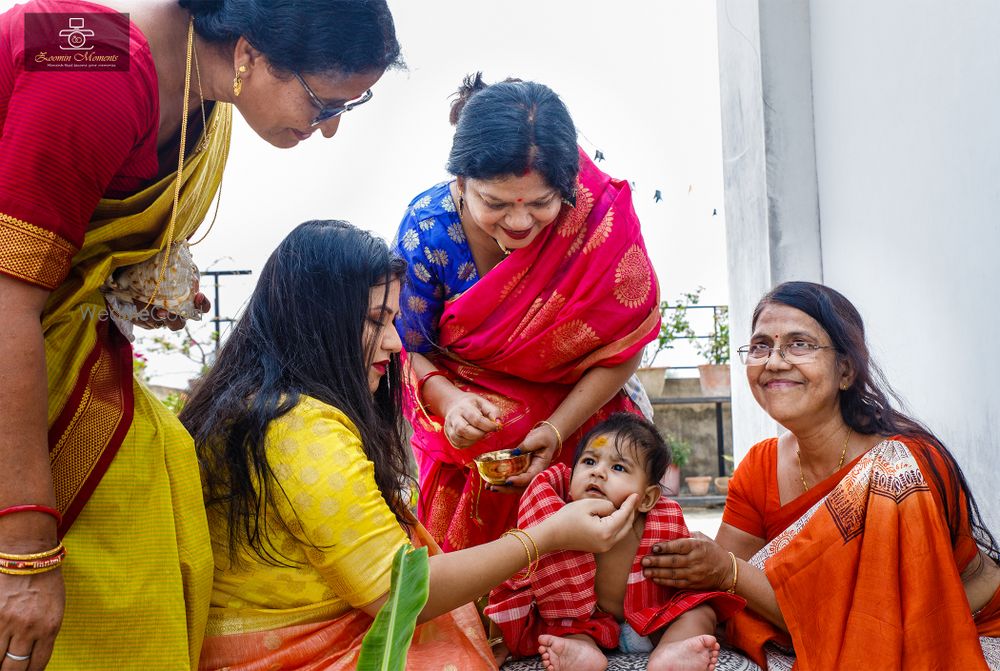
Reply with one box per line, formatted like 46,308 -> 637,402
535,493 -> 637,554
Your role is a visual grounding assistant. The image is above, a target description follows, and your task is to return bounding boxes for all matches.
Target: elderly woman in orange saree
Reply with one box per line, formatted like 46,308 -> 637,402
394,74 -> 661,551
641,282 -> 1000,670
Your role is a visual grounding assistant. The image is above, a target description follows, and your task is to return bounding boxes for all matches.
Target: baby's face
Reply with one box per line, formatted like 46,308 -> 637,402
569,433 -> 651,508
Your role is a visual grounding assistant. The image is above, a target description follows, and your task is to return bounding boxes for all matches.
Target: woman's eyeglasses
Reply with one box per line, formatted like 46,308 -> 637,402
737,342 -> 836,366
294,73 -> 373,127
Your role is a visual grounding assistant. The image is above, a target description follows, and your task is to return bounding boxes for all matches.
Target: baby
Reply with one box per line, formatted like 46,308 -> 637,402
485,413 -> 742,671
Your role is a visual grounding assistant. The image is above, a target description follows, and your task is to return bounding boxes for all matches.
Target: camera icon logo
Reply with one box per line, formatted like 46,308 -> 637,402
59,17 -> 94,51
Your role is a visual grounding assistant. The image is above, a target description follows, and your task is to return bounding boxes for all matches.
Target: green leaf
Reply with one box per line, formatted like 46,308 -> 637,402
356,544 -> 430,671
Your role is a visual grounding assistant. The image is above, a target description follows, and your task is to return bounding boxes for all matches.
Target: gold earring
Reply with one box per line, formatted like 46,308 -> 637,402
232,64 -> 248,97
458,191 -> 465,213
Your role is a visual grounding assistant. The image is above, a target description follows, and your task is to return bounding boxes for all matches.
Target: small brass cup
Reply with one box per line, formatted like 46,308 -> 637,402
474,449 -> 530,485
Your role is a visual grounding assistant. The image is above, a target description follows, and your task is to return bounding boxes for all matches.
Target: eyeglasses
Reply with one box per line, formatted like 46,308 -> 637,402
737,342 -> 837,366
294,73 -> 373,127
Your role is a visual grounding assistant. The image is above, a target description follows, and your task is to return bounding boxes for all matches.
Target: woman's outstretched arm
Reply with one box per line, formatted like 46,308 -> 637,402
358,494 -> 639,622
642,524 -> 787,630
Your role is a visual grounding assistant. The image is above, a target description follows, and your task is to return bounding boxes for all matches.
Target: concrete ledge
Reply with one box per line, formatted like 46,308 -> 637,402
671,495 -> 727,509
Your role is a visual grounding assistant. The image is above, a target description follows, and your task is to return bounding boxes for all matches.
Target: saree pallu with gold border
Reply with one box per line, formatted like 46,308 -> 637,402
727,437 -> 1000,670
404,151 -> 661,552
199,522 -> 497,670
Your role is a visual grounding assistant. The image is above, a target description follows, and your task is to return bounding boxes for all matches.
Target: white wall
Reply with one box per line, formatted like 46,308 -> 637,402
718,0 -> 1000,531
809,1 -> 1000,529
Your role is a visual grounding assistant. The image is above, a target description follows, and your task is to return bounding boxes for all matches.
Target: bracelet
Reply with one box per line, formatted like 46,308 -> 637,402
503,529 -> 534,580
0,504 -> 62,526
509,527 -> 540,567
0,549 -> 66,573
0,542 -> 65,562
534,421 -> 563,460
726,551 -> 739,594
416,370 -> 448,410
0,543 -> 66,575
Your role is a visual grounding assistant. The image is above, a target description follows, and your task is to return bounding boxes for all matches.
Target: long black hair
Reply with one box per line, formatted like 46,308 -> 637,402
179,0 -> 403,76
181,220 -> 411,565
446,73 -> 579,203
754,281 -> 999,563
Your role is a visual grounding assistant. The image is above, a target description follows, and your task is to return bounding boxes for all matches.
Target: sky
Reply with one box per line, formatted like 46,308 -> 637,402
2,0 -> 732,386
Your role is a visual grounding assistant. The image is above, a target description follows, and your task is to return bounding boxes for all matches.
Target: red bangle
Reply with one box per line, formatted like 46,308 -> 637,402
0,504 -> 63,526
416,370 -> 448,410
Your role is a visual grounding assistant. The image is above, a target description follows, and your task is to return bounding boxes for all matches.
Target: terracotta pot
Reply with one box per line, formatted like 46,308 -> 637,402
635,366 -> 667,398
714,476 -> 731,495
660,464 -> 681,497
697,363 -> 731,397
685,475 -> 712,496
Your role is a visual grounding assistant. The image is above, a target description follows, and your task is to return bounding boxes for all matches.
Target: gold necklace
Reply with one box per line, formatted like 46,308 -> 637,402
797,428 -> 851,493
495,238 -> 511,256
143,18 -> 196,309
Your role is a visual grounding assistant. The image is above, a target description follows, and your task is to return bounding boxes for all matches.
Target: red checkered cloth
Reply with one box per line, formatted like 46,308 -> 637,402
484,463 -> 744,657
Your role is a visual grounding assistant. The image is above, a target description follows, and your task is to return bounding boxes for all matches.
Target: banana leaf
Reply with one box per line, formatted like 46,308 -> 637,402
356,544 -> 430,671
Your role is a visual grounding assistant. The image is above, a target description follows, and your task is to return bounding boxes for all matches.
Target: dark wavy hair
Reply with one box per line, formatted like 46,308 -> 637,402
446,73 -> 579,203
180,220 -> 411,565
179,0 -> 403,76
754,281 -> 999,563
574,413 -> 670,486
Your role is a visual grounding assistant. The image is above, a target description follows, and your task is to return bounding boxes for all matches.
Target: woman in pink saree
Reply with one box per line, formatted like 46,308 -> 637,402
394,74 -> 661,551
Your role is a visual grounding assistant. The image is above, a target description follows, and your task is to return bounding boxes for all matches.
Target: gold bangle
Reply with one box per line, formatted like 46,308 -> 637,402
0,561 -> 63,576
507,527 -> 540,566
726,551 -> 739,594
534,420 -> 563,459
0,542 -> 65,561
502,530 -> 534,580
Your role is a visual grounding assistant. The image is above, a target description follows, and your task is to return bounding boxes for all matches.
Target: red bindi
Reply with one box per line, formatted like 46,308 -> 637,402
516,198 -> 523,203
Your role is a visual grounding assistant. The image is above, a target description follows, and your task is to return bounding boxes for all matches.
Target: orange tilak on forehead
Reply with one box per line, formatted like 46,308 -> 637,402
591,435 -> 609,450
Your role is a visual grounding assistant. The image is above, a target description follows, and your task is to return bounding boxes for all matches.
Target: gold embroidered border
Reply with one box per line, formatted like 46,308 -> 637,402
0,212 -> 77,290
49,337 -> 126,516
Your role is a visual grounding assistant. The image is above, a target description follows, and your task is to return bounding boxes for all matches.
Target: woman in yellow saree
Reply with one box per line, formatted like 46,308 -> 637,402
0,1 -> 401,667
181,221 -> 641,670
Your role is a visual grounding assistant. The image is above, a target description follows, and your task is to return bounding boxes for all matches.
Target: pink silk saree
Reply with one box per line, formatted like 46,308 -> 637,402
404,150 -> 661,551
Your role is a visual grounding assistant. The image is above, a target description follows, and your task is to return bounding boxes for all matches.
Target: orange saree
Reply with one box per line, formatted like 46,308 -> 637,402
726,436 -> 1000,670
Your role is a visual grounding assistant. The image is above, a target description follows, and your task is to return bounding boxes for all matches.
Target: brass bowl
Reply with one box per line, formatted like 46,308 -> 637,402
474,449 -> 531,485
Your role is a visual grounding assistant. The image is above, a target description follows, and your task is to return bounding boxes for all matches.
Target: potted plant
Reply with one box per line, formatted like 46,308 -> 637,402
695,305 -> 730,397
659,435 -> 691,497
638,289 -> 701,397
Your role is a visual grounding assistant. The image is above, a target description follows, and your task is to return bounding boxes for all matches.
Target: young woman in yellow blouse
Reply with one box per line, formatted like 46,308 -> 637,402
181,220 -> 638,669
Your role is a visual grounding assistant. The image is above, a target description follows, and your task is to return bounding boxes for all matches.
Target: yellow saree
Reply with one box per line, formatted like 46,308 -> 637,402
42,105 -> 232,670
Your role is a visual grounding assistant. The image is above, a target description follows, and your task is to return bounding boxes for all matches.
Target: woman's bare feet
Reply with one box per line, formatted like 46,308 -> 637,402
537,634 -> 608,671
647,634 -> 720,671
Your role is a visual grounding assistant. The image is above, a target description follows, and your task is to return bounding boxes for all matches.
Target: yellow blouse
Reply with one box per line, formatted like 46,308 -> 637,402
206,396 -> 408,635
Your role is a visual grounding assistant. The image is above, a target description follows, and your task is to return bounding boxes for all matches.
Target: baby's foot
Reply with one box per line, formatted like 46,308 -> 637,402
647,634 -> 720,671
537,634 -> 608,671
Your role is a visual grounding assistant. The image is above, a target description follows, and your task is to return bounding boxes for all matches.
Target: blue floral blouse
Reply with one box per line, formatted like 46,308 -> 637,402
392,181 -> 479,353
